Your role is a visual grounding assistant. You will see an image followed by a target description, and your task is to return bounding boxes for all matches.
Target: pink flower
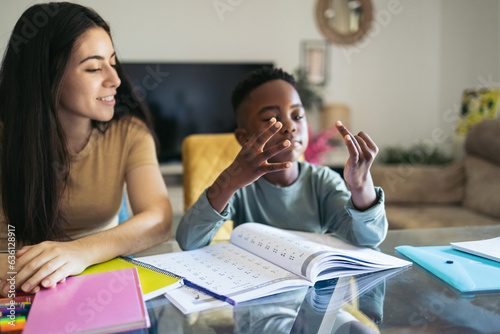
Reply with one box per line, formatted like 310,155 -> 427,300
304,126 -> 338,164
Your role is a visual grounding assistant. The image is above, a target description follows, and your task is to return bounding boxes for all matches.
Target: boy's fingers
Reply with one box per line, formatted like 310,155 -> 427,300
260,140 -> 290,161
345,134 -> 361,157
355,135 -> 375,161
248,118 -> 280,148
336,121 -> 362,153
345,135 -> 360,165
256,122 -> 282,149
350,135 -> 363,156
261,162 -> 291,174
357,131 -> 378,153
337,121 -> 377,160
335,120 -> 352,138
243,139 -> 290,168
354,133 -> 379,164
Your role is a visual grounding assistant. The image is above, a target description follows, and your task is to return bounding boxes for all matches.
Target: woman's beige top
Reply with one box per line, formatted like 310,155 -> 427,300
0,117 -> 158,249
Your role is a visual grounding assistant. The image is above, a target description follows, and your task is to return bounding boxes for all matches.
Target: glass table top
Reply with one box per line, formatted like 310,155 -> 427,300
135,225 -> 500,333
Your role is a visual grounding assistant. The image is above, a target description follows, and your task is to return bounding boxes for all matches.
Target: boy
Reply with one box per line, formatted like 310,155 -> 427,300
176,68 -> 387,250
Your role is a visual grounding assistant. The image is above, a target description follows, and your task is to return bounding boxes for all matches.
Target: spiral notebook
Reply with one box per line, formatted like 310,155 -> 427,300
23,268 -> 150,334
79,256 -> 182,300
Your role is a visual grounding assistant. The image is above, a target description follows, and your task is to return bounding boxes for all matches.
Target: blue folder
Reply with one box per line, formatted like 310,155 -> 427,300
395,245 -> 500,294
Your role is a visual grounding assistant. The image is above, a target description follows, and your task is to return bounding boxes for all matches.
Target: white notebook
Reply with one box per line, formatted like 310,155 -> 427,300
450,236 -> 500,262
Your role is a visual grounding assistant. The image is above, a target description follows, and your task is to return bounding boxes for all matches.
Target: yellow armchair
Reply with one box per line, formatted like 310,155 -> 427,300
181,133 -> 241,241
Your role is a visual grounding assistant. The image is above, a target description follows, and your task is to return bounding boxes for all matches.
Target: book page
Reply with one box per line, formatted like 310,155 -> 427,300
231,223 -> 411,282
135,243 -> 311,304
230,223 -> 330,279
451,237 -> 500,262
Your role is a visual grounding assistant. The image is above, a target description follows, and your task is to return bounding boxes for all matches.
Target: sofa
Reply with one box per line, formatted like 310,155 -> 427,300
370,119 -> 500,229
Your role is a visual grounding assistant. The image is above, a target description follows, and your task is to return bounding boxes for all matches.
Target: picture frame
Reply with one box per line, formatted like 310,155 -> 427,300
457,88 -> 500,134
300,40 -> 329,86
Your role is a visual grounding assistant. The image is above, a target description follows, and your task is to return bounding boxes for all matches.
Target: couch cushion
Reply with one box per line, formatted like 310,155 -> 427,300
385,204 -> 500,229
371,163 -> 464,205
463,155 -> 500,218
465,119 -> 500,166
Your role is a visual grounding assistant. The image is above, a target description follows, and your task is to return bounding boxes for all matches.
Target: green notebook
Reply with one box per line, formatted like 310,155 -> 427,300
79,256 -> 182,300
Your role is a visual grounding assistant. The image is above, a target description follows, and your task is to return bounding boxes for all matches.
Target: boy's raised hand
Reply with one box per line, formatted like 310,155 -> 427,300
235,118 -> 291,185
207,118 -> 291,213
335,121 -> 378,210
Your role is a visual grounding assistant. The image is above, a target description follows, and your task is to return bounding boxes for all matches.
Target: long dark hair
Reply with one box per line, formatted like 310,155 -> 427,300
0,2 -> 155,245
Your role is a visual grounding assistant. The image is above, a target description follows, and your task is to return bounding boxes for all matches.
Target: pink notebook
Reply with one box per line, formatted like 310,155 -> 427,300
23,267 -> 150,333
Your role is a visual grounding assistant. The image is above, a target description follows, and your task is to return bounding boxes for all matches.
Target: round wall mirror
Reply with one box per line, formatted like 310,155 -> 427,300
315,0 -> 373,45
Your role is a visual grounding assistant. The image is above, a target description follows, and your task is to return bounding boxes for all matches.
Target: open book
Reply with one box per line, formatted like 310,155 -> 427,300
135,223 -> 410,313
165,264 -> 409,314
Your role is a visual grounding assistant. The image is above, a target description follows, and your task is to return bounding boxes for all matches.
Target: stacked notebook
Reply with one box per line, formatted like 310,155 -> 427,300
79,256 -> 182,300
23,268 -> 150,333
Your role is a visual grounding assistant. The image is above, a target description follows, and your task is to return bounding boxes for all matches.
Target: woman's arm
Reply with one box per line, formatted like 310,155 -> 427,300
0,164 -> 172,295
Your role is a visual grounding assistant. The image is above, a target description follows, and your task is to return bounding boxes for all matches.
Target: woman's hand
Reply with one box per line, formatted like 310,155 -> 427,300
0,239 -> 90,296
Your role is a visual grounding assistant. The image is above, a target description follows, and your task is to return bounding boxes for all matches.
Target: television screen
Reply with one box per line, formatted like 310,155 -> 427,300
121,62 -> 274,163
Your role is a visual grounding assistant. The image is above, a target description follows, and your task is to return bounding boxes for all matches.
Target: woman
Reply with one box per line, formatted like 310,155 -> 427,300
0,2 -> 172,295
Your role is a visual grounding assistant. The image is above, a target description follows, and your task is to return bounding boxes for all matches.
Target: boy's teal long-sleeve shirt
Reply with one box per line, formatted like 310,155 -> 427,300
176,161 -> 388,250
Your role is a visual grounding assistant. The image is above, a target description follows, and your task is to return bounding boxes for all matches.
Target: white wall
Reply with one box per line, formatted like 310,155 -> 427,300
438,0 -> 500,135
328,0 -> 444,149
1,0 -> 498,153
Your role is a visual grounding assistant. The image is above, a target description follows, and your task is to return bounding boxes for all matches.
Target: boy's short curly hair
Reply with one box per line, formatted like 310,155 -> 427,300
231,67 -> 297,113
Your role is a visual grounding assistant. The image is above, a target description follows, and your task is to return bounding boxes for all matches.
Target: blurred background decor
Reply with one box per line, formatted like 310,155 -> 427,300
304,125 -> 339,165
300,40 -> 329,86
457,88 -> 499,135
377,143 -> 454,166
295,67 -> 324,113
315,0 -> 373,46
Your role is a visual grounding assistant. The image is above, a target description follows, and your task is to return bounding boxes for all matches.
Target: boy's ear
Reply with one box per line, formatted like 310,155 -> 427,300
234,128 -> 249,146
